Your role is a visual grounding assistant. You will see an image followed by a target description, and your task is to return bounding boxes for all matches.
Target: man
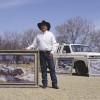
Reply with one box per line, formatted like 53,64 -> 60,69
26,20 -> 59,89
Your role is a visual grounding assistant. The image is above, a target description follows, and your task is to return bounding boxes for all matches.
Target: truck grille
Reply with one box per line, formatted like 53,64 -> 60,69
89,56 -> 100,58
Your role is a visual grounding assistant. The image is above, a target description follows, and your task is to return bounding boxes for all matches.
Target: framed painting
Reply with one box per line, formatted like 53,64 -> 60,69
0,50 -> 39,87
88,59 -> 100,76
55,57 -> 73,75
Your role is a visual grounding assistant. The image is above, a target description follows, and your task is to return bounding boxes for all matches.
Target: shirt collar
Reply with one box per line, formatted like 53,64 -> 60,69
43,30 -> 48,34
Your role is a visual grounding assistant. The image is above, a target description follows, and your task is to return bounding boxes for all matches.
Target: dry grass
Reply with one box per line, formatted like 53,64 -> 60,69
0,71 -> 100,100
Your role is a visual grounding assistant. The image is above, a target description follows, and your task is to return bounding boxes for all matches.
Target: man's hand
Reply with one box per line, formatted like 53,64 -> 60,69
49,53 -> 53,58
24,48 -> 29,50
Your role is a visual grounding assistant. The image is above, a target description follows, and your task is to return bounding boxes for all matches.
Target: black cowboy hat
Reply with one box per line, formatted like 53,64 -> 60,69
37,20 -> 51,30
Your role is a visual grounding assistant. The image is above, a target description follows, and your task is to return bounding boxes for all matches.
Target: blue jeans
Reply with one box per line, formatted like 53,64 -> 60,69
40,51 -> 57,86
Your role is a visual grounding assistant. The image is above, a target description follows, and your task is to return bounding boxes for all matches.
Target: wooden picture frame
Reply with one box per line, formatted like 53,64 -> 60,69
55,57 -> 73,75
88,59 -> 100,76
0,50 -> 39,87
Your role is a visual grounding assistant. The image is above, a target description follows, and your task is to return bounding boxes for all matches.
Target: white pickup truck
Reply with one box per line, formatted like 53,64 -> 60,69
54,44 -> 100,76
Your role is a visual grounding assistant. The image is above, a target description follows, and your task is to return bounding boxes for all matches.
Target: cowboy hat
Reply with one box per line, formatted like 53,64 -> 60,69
37,20 -> 51,30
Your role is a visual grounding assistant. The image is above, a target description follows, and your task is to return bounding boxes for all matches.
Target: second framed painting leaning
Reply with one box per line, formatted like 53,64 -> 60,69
55,57 -> 74,75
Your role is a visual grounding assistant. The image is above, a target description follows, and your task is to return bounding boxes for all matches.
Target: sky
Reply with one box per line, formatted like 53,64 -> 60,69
0,0 -> 100,34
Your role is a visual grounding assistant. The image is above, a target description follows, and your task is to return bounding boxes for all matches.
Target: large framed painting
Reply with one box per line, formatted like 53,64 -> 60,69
55,57 -> 73,75
88,59 -> 100,76
0,50 -> 39,87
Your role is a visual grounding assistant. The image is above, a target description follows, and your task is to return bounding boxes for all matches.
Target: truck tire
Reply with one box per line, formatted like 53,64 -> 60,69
75,61 -> 88,76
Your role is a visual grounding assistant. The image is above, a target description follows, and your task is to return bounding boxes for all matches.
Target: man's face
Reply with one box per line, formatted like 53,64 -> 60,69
40,24 -> 48,32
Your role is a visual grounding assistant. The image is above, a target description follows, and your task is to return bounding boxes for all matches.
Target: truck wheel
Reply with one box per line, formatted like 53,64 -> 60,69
75,62 -> 88,76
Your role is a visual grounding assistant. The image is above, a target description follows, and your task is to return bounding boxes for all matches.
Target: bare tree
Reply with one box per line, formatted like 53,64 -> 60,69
1,31 -> 22,50
89,30 -> 100,52
55,17 -> 95,44
0,29 -> 39,50
21,29 -> 39,48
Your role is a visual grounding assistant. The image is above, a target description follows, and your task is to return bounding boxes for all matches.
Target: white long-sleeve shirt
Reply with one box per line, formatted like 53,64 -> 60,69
27,30 -> 59,54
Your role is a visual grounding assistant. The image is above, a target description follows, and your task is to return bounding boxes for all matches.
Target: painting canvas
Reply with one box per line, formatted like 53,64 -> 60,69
55,58 -> 73,74
0,50 -> 39,87
89,59 -> 100,76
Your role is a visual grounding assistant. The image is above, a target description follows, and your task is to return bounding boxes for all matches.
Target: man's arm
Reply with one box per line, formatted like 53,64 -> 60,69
26,37 -> 37,50
51,34 -> 59,54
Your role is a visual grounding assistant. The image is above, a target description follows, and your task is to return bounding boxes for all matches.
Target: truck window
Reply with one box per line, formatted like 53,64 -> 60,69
57,46 -> 61,53
62,46 -> 71,53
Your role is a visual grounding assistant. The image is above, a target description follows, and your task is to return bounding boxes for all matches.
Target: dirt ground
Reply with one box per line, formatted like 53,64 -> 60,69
0,72 -> 100,100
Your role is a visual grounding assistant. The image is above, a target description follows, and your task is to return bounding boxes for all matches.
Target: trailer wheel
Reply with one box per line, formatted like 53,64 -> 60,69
75,61 -> 88,76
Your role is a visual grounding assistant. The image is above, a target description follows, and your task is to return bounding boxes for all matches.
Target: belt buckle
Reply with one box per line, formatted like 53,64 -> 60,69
43,51 -> 46,52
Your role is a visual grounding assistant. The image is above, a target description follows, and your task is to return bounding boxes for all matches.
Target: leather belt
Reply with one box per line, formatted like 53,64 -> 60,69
39,50 -> 51,53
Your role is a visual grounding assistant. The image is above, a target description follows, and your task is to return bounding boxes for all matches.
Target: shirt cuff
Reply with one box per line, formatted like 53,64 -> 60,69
26,46 -> 31,50
50,51 -> 54,54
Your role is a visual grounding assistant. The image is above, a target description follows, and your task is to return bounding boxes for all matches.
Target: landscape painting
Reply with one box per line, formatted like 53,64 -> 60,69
0,51 -> 39,87
89,59 -> 100,76
56,58 -> 73,74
